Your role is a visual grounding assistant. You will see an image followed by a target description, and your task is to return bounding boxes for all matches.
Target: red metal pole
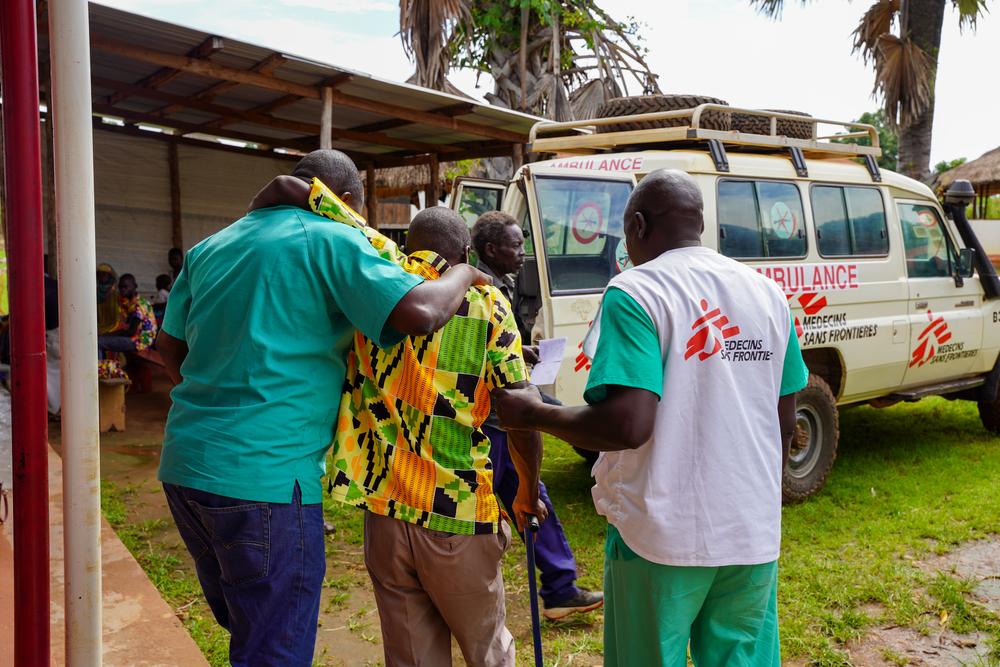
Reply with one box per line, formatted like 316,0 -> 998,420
0,0 -> 52,664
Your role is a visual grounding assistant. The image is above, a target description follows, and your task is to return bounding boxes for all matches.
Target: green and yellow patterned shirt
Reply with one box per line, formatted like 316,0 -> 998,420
307,178 -> 528,535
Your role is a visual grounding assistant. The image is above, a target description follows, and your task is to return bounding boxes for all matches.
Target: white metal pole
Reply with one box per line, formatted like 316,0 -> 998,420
49,0 -> 103,664
321,86 -> 333,150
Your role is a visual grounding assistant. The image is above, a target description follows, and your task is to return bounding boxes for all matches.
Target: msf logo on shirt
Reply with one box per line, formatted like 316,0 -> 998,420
909,309 -> 952,368
684,299 -> 741,361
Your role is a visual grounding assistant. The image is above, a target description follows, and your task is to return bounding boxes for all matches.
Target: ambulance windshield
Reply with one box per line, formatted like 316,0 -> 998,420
533,176 -> 634,293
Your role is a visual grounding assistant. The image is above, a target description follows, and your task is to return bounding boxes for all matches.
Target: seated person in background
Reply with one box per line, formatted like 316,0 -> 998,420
153,273 -> 171,326
168,247 -> 183,282
96,263 -> 120,334
97,273 -> 157,357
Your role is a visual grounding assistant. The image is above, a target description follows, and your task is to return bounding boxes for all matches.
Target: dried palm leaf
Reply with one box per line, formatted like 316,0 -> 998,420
873,34 -> 934,127
852,0 -> 899,64
399,0 -> 471,90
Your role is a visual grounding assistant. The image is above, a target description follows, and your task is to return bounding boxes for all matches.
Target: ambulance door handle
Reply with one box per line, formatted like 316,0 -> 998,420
892,319 -> 907,344
915,301 -> 928,310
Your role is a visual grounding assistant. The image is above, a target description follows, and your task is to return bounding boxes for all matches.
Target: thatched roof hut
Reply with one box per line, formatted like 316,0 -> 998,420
939,146 -> 1000,219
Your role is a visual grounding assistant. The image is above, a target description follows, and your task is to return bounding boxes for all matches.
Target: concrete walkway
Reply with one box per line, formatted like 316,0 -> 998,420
0,445 -> 209,666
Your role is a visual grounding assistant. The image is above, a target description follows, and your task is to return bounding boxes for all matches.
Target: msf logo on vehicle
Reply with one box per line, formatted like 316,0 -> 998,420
909,310 -> 952,368
685,299 -> 741,361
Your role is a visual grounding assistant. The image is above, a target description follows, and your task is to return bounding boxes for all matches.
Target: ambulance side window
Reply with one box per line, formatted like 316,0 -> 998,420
898,204 -> 955,278
718,179 -> 806,259
813,185 -> 888,257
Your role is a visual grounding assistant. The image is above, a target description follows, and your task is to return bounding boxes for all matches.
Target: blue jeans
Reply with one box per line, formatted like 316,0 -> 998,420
163,482 -> 325,667
483,424 -> 580,606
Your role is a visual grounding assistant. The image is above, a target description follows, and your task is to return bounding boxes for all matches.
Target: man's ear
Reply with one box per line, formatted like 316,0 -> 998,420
462,245 -> 471,265
633,211 -> 649,240
340,191 -> 354,207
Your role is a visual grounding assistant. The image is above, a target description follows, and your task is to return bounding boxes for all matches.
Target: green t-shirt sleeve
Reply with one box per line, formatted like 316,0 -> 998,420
160,264 -> 191,341
583,287 -> 663,405
310,222 -> 423,349
780,310 -> 810,396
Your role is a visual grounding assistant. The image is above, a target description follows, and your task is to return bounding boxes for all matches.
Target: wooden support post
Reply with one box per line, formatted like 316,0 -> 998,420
427,154 -> 440,207
168,140 -> 182,249
320,86 -> 333,150
511,144 -> 524,172
366,164 -> 378,230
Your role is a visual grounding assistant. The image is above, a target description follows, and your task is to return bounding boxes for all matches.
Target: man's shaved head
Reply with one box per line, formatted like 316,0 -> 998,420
292,149 -> 365,210
406,206 -> 471,266
623,169 -> 704,265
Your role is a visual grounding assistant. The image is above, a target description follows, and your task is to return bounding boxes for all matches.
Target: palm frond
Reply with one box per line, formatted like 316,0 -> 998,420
952,0 -> 990,32
399,0 -> 471,89
852,0 -> 900,64
748,0 -> 810,19
872,34 -> 934,128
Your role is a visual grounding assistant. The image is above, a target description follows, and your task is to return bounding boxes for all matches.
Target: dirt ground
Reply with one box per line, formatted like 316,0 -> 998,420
53,368 -> 602,667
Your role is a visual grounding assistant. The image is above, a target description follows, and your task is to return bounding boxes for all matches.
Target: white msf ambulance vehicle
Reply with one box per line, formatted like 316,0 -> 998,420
451,95 -> 1000,501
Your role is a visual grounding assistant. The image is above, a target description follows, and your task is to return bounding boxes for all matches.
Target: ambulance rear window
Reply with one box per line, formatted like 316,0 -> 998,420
533,176 -> 633,293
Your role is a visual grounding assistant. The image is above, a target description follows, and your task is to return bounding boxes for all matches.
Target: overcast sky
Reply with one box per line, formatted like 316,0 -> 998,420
98,0 -> 999,166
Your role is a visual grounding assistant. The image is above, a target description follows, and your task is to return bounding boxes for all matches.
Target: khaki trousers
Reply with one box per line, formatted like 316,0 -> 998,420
363,511 -> 515,667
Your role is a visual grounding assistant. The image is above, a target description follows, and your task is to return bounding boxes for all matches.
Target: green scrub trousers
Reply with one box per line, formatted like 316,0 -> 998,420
603,525 -> 780,667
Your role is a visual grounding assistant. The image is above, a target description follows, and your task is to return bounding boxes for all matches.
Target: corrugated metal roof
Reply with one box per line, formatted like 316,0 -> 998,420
41,2 -> 541,167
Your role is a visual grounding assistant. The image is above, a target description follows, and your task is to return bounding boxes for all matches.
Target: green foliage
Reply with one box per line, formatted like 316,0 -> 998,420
837,110 -> 899,170
935,156 -> 967,174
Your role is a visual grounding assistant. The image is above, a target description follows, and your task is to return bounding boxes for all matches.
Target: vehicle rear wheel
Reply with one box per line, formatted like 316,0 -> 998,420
977,394 -> 1000,433
595,94 -> 731,133
783,374 -> 839,503
572,446 -> 599,469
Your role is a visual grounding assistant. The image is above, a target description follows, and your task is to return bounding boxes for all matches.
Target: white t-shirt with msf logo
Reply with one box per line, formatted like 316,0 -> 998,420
585,245 -> 809,567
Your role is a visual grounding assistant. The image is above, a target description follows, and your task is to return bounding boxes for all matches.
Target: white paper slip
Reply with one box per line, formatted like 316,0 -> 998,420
529,337 -> 567,386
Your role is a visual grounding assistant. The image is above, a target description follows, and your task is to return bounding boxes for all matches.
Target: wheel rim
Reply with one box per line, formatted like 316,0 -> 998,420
788,405 -> 823,479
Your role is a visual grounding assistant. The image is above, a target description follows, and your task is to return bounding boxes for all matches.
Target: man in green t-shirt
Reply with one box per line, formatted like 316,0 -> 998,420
155,150 -> 491,666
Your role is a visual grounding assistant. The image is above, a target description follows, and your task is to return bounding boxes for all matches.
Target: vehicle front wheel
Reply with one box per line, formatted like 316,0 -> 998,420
977,392 -> 1000,433
783,374 -> 840,503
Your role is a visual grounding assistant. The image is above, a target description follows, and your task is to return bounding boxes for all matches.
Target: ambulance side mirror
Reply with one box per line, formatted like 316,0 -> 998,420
957,247 -> 976,279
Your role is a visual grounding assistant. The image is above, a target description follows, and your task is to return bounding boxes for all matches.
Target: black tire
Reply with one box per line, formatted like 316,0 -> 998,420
978,394 -> 1000,433
732,109 -> 813,140
572,446 -> 599,468
595,94 -> 731,133
783,374 -> 839,503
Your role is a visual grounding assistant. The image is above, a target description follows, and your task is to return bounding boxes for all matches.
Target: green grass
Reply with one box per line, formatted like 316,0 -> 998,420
102,397 -> 1000,665
100,481 -> 231,666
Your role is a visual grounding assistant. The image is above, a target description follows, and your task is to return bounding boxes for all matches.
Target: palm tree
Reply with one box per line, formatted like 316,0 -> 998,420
750,0 -> 988,183
398,0 -> 660,121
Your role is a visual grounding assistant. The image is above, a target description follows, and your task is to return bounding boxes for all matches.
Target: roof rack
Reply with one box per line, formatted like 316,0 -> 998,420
528,104 -> 882,162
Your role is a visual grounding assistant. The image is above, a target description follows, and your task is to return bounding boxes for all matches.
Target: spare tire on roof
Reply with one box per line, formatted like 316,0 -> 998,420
595,94 -> 731,133
732,109 -> 813,140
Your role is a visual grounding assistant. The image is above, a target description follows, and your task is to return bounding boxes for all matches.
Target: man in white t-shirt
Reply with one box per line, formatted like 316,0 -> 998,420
495,169 -> 808,666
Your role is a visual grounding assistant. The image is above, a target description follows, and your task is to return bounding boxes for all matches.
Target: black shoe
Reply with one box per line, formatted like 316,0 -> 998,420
543,589 -> 604,620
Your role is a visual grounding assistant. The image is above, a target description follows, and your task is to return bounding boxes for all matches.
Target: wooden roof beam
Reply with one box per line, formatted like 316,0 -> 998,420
350,102 -> 475,134
107,35 -> 224,105
91,79 -> 461,154
153,52 -> 289,116
92,103 -> 316,152
90,35 -> 528,143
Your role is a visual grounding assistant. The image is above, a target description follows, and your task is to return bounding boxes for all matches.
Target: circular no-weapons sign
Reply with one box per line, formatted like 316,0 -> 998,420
571,201 -> 604,244
614,238 -> 632,273
769,201 -> 798,240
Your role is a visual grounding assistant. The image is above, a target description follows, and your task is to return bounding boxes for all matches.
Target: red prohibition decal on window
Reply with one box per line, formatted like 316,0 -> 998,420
571,202 -> 604,244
